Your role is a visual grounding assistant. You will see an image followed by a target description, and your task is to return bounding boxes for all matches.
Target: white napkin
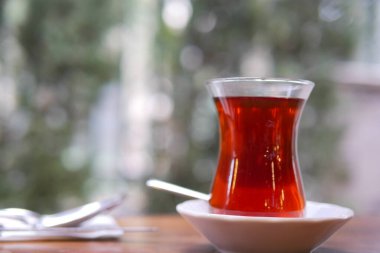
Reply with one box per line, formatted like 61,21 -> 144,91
0,215 -> 124,241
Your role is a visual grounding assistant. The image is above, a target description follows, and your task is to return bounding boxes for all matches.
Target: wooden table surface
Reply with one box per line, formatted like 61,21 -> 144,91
0,214 -> 379,253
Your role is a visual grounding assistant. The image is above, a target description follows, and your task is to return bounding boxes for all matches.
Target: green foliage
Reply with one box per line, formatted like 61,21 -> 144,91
0,0 -> 361,213
0,0 -> 122,212
19,0 -> 119,83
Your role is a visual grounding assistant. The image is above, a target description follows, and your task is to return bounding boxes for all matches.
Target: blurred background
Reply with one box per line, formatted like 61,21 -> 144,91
0,0 -> 379,215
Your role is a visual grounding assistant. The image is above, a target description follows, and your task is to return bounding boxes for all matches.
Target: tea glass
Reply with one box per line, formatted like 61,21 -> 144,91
207,77 -> 314,217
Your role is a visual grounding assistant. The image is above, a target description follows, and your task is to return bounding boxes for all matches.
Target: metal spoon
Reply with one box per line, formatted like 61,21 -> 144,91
0,194 -> 125,228
146,179 -> 210,201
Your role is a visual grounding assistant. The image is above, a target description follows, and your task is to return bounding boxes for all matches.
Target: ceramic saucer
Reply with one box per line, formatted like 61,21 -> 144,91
176,200 -> 353,253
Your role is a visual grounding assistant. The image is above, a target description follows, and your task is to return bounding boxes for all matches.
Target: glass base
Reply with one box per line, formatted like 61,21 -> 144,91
209,206 -> 305,218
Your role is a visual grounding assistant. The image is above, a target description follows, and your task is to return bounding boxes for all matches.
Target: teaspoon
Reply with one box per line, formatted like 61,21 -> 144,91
146,179 -> 210,201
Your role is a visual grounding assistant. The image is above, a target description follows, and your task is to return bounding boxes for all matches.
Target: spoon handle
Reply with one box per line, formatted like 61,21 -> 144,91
146,179 -> 210,201
41,194 -> 126,228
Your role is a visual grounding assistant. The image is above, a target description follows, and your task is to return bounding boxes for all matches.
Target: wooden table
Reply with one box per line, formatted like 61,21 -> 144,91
0,215 -> 379,253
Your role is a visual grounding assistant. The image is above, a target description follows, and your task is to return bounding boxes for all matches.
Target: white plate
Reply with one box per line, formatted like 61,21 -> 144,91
0,215 -> 124,241
177,200 -> 354,253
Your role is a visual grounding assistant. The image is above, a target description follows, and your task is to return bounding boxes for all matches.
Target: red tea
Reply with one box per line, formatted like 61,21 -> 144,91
209,96 -> 306,217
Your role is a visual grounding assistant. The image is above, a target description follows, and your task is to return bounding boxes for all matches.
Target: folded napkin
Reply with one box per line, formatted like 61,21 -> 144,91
0,215 -> 124,241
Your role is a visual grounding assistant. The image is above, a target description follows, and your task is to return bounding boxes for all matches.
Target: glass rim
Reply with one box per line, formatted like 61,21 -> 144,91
207,77 -> 314,87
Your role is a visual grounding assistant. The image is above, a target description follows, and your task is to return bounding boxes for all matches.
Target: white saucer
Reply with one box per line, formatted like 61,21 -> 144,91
177,200 -> 353,253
